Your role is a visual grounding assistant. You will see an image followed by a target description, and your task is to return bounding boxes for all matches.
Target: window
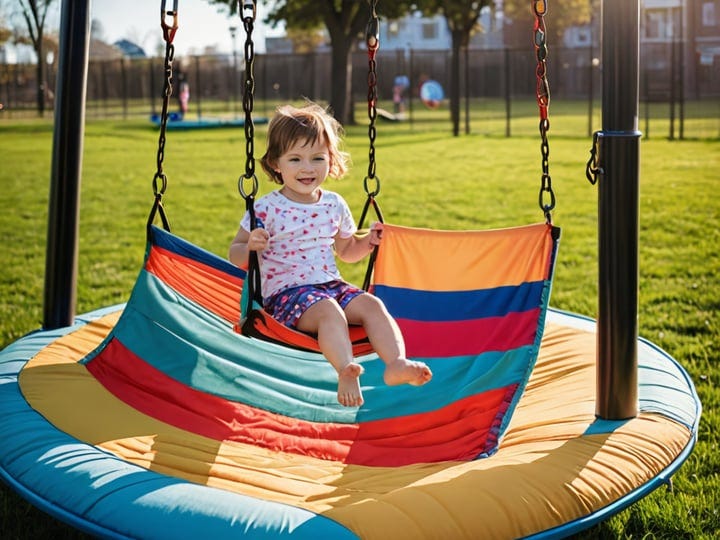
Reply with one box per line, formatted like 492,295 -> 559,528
422,21 -> 438,40
575,28 -> 591,46
644,9 -> 673,40
702,2 -> 716,26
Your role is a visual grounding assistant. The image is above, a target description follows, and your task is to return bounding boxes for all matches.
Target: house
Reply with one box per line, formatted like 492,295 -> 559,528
380,8 -> 503,51
113,39 -> 147,58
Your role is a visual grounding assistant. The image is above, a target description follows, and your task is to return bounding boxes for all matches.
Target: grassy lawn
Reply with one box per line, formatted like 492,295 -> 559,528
0,105 -> 718,538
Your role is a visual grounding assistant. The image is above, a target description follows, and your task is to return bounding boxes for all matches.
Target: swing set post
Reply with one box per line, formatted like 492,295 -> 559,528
42,0 -> 91,330
595,0 -> 641,420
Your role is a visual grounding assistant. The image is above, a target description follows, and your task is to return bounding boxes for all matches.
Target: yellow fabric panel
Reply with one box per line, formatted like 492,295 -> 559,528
20,313 -> 692,540
373,222 -> 554,291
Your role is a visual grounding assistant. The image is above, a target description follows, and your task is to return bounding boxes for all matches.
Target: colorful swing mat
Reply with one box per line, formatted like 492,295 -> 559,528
0,224 -> 700,539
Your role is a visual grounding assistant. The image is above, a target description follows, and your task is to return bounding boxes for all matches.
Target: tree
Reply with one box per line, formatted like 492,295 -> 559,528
8,0 -> 56,115
209,0 -> 413,125
0,14 -> 11,46
91,18 -> 106,42
416,1 -> 492,136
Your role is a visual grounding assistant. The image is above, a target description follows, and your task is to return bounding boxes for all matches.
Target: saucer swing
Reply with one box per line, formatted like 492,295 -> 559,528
0,1 -> 699,539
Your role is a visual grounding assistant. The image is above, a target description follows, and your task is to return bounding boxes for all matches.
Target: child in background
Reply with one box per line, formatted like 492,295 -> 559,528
229,102 -> 432,407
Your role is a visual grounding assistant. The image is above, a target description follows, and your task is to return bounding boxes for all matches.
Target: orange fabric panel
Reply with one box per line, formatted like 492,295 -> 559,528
145,245 -> 243,323
242,310 -> 374,356
374,223 -> 555,291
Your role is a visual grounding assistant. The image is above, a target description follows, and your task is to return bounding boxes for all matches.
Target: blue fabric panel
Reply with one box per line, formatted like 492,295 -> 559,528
373,280 -> 547,322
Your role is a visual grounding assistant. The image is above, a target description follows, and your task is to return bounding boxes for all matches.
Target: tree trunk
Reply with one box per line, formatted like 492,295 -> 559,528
35,31 -> 45,116
328,33 -> 353,125
449,30 -> 463,136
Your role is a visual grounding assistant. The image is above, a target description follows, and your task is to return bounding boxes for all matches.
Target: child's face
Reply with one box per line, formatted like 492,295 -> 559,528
274,138 -> 331,203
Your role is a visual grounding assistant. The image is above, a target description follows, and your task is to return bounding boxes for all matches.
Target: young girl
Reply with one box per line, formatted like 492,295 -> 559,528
229,103 -> 432,407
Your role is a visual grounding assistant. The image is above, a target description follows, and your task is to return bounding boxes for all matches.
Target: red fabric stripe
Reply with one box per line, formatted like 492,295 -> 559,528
398,308 -> 541,358
88,338 -> 514,466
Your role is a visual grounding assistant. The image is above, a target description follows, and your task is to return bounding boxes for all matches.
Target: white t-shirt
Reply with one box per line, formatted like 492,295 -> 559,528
240,189 -> 357,299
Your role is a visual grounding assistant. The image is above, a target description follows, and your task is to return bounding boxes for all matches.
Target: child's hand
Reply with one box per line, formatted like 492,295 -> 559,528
369,222 -> 384,247
247,227 -> 270,252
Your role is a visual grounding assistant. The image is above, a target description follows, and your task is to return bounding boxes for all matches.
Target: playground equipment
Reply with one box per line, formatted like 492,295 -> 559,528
0,1 -> 699,539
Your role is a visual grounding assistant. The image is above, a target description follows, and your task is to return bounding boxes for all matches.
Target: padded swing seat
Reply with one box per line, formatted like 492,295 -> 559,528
142,221 -> 560,464
141,222 -> 559,463
116,219 -> 558,466
238,308 -> 374,356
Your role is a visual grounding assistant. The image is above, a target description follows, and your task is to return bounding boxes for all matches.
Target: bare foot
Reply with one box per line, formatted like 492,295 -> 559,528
383,358 -> 433,386
337,363 -> 364,407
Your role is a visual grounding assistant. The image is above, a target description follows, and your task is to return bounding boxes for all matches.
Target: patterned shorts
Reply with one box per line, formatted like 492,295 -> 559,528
264,280 -> 365,328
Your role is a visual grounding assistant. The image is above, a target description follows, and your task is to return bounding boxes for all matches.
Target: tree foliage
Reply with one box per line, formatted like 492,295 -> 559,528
0,10 -> 11,45
502,0 -> 592,46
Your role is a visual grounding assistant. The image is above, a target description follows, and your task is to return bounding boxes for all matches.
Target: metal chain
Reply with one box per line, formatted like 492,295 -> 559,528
364,0 -> 380,198
237,0 -> 262,314
533,0 -> 555,223
238,0 -> 258,200
148,0 -> 179,231
359,0 -> 384,292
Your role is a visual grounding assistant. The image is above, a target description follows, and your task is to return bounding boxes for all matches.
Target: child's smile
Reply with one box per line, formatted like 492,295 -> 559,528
274,138 -> 331,203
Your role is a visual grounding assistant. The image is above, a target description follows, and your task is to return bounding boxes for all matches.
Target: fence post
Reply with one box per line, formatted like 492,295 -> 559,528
194,55 -> 202,120
504,48 -> 511,138
121,57 -> 128,119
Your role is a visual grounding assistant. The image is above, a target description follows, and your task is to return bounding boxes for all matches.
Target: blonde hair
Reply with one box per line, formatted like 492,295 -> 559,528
260,102 -> 350,184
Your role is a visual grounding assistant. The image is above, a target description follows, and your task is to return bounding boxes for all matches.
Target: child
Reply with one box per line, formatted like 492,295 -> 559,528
229,103 -> 432,407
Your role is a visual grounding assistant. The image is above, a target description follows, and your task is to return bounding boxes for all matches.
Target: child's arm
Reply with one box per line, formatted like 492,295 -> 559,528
229,227 -> 269,268
334,223 -> 383,263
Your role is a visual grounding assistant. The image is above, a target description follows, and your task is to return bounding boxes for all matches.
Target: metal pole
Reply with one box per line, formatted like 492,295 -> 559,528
504,48 -> 511,138
230,26 -> 238,119
194,55 -> 202,120
678,3 -> 685,140
596,0 -> 641,419
587,34 -> 595,137
43,0 -> 91,329
464,46 -> 470,135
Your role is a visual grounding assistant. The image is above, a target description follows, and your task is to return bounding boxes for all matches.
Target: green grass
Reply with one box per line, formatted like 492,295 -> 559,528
0,105 -> 718,538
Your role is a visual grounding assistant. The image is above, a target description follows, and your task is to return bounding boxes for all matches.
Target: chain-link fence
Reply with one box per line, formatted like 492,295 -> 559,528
2,46 -> 718,139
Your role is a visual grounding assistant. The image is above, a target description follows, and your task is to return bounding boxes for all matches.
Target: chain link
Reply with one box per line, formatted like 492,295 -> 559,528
238,0 -> 258,198
148,0 -> 179,231
364,0 -> 380,197
533,0 -> 555,223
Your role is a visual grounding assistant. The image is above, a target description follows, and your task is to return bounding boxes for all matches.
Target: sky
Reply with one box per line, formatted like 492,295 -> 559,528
89,0 -> 277,56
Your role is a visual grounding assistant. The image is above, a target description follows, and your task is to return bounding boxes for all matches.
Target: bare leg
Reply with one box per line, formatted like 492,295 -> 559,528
296,299 -> 364,407
345,294 -> 432,386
